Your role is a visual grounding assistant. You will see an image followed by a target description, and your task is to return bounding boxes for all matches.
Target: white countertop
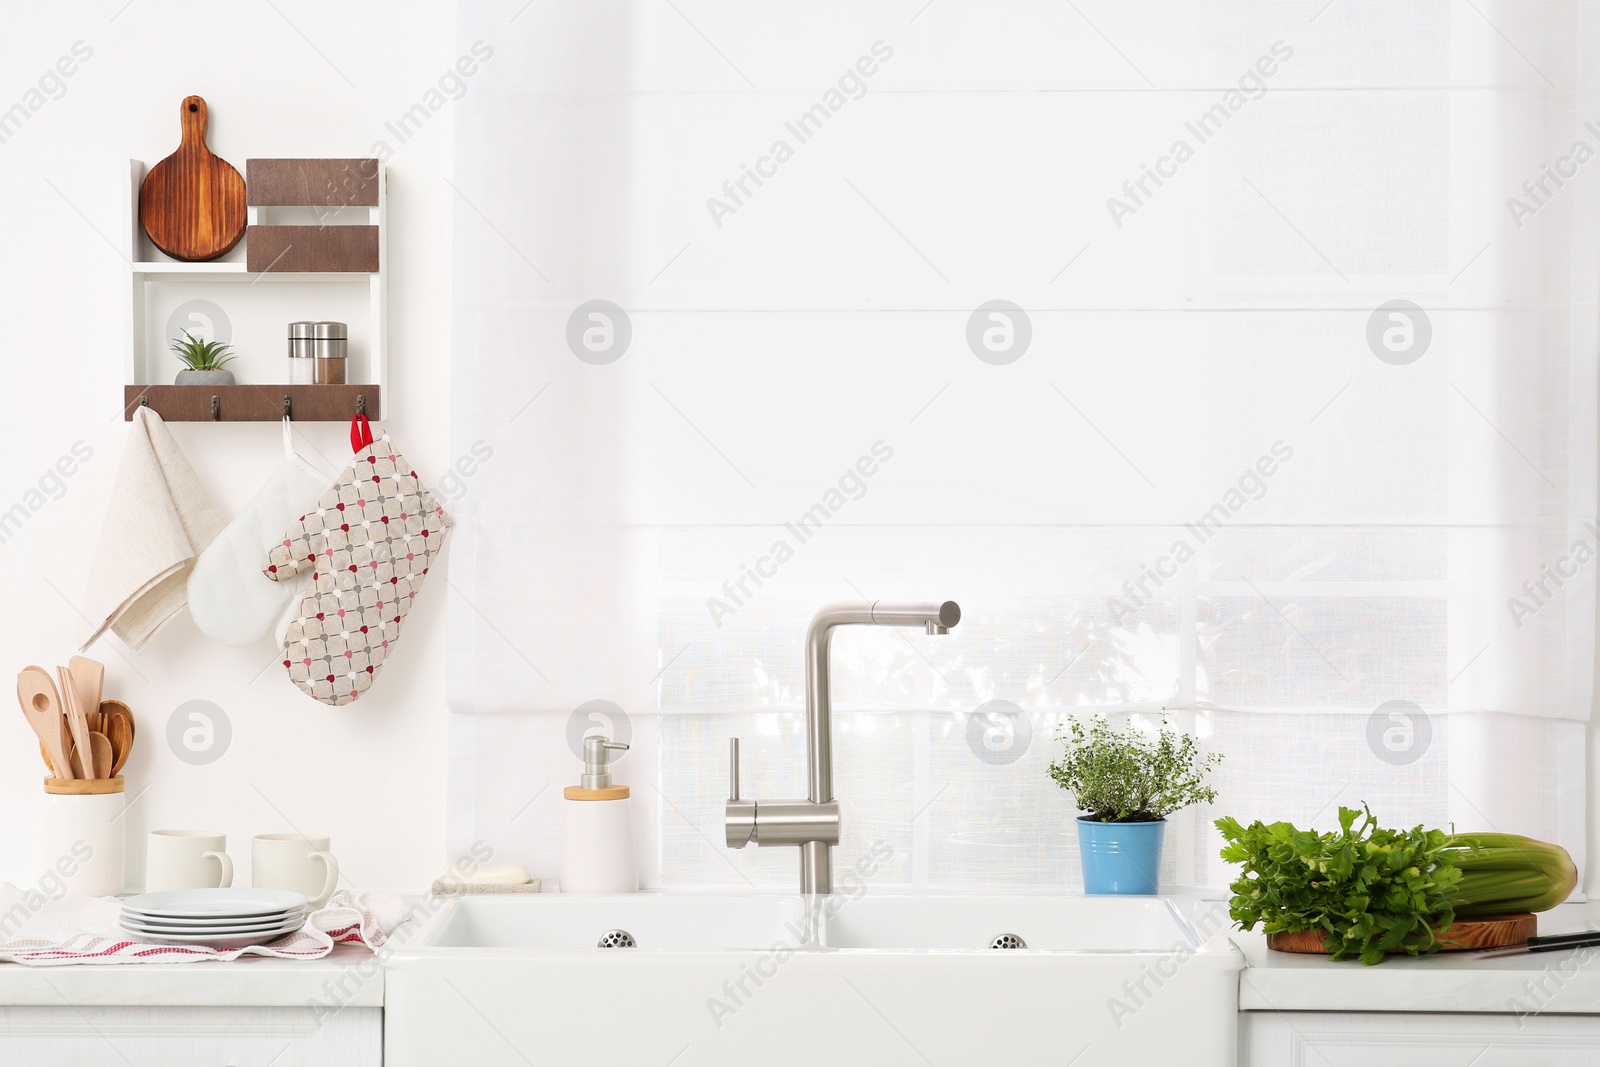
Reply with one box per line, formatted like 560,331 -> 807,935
3,897 -> 1597,1014
1237,900 -> 1600,1014
0,943 -> 383,1008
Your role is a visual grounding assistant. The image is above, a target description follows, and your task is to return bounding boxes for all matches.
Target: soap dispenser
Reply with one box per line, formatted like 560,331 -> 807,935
558,735 -> 639,893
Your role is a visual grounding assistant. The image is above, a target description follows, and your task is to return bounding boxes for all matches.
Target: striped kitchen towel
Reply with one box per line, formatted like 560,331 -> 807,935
0,888 -> 407,965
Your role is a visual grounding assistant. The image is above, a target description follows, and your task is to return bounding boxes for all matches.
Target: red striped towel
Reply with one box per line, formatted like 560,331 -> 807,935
0,888 -> 405,966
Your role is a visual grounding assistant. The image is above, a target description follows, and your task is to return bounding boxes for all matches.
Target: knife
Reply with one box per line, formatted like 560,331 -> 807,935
1475,934 -> 1600,960
1526,930 -> 1600,949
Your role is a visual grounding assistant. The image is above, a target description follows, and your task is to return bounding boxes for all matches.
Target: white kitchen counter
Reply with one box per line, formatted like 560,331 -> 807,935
1236,900 -> 1600,1014
0,943 -> 382,1007
2,898 -> 1597,1018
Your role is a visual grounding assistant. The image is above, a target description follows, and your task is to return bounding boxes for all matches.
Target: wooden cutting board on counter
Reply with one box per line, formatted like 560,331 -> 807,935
1268,913 -> 1536,954
139,95 -> 246,262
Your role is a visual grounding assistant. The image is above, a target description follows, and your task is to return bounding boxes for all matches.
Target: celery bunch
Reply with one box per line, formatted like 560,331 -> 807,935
1218,806 -> 1579,965
1442,833 -> 1578,917
1217,805 -> 1463,964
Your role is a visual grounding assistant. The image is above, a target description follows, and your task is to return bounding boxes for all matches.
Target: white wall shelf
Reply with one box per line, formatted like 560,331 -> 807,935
120,157 -> 388,420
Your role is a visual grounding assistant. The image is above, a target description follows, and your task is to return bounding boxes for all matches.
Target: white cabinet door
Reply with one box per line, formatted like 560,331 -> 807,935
0,1005 -> 380,1066
1243,1011 -> 1600,1066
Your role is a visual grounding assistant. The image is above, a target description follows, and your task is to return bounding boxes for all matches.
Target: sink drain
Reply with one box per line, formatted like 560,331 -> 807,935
597,929 -> 637,949
988,933 -> 1027,950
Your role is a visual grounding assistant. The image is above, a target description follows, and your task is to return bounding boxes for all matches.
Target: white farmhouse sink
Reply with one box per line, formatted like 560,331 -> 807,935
821,893 -> 1197,950
384,893 -> 1243,1067
423,893 -> 804,951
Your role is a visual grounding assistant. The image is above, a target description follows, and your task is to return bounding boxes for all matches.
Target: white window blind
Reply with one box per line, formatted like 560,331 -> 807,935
448,0 -> 1598,891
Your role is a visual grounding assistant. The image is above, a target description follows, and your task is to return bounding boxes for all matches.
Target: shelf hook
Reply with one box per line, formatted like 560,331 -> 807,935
283,394 -> 292,420
211,395 -> 220,421
138,395 -> 149,408
356,393 -> 365,415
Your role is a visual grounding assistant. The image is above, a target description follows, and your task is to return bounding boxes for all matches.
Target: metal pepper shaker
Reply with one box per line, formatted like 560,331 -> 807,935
312,321 -> 348,385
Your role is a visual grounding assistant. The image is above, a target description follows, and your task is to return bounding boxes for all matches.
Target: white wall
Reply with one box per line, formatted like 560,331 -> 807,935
0,2 -> 457,892
4,0 -> 1599,903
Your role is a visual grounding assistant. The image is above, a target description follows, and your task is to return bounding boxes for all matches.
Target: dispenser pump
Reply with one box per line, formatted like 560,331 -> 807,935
581,735 -> 630,790
561,734 -> 638,892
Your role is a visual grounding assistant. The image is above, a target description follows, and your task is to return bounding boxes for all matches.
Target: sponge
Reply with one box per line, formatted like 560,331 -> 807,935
431,863 -> 541,896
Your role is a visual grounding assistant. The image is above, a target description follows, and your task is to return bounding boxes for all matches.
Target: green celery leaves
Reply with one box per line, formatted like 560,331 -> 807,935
1216,804 -> 1463,965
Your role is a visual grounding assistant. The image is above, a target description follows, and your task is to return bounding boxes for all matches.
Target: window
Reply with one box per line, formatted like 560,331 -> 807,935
449,1 -> 1597,891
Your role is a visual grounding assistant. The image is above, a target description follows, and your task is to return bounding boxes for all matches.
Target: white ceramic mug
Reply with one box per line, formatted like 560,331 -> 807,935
252,833 -> 338,908
146,830 -> 233,892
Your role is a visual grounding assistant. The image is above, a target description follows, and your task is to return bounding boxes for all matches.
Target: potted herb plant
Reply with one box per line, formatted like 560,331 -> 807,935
1049,716 -> 1222,894
171,330 -> 237,385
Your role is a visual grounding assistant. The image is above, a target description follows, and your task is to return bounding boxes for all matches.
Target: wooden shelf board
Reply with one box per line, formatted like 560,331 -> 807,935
124,384 -> 379,422
247,158 -> 381,207
246,225 -> 379,273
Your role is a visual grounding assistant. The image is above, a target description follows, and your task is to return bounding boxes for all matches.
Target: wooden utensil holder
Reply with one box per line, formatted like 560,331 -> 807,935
44,776 -> 126,796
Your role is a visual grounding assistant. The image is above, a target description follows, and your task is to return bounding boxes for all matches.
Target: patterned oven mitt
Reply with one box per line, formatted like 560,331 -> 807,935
263,436 -> 452,706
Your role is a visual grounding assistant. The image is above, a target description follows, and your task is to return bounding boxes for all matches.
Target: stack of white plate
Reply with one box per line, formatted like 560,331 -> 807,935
120,888 -> 308,949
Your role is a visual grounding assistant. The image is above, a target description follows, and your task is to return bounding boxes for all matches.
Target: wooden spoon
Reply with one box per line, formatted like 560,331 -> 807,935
100,699 -> 136,776
87,731 -> 113,779
56,666 -> 93,780
18,667 -> 74,779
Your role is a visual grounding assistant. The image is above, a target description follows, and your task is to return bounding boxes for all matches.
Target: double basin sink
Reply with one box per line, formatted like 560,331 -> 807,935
384,893 -> 1243,1066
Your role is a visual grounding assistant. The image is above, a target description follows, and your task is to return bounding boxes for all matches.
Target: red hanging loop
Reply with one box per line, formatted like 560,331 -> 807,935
350,412 -> 374,453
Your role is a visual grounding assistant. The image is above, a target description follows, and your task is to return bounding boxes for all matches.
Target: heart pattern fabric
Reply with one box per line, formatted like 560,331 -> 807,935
263,436 -> 451,706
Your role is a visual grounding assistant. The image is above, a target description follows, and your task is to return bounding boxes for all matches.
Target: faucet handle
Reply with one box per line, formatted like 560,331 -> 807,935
725,737 -> 757,848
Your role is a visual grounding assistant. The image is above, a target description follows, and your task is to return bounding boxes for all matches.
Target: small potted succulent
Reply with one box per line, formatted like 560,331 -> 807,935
171,330 -> 237,385
1049,716 -> 1222,894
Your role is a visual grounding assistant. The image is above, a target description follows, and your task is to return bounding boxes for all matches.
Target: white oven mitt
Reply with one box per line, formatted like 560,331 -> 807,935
263,434 -> 451,706
189,420 -> 331,647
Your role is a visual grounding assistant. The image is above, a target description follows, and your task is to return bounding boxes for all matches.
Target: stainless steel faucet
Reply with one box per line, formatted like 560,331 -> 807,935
725,600 -> 961,894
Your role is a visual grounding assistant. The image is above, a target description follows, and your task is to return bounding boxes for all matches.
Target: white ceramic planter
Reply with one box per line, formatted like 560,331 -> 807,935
174,369 -> 235,386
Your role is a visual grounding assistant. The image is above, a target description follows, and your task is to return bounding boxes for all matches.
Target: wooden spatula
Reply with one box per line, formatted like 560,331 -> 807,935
18,667 -> 73,779
139,96 -> 247,262
68,656 -> 104,730
56,666 -> 93,780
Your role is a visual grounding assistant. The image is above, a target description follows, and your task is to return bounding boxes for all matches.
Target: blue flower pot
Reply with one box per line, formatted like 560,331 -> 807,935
1077,816 -> 1165,895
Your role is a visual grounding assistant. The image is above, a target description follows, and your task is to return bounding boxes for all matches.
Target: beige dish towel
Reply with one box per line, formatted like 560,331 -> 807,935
79,406 -> 227,651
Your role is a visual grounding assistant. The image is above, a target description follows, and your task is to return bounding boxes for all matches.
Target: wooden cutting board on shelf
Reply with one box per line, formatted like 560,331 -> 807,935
139,95 -> 246,262
1268,913 -> 1536,955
